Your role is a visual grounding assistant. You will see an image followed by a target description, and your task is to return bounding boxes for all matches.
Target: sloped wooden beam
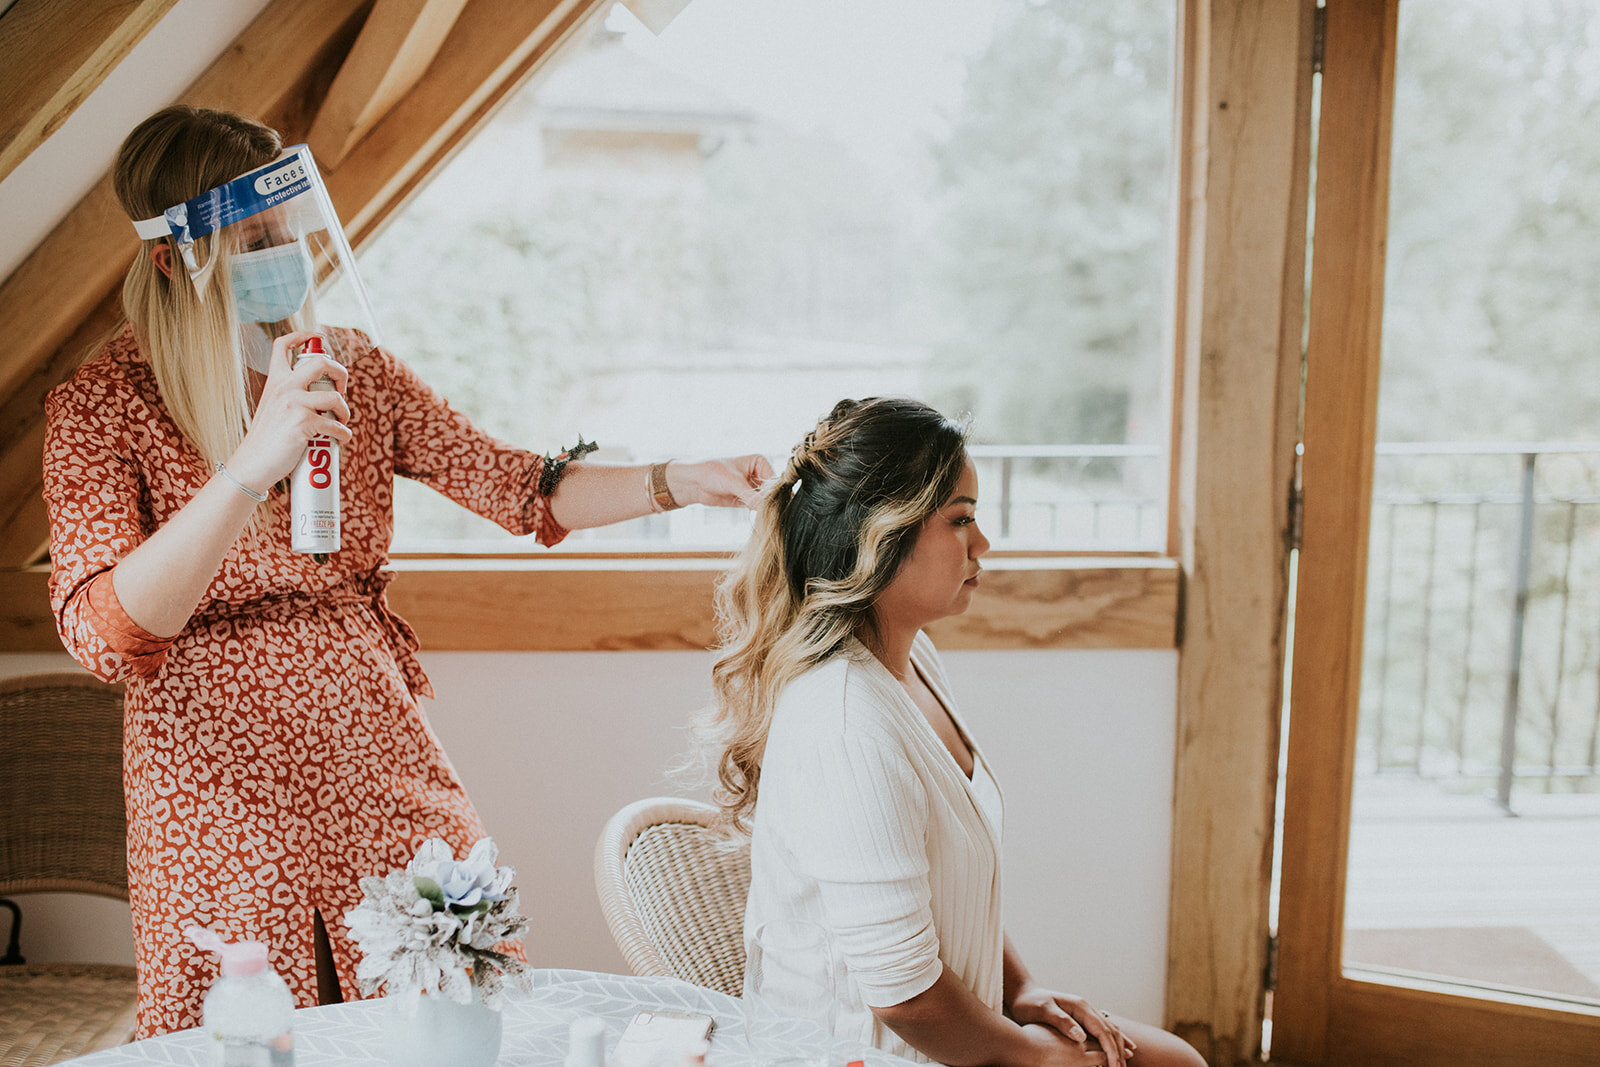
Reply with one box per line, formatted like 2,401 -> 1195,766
307,0 -> 471,169
0,289 -> 122,568
0,0 -> 372,405
0,492 -> 48,569
0,0 -> 372,565
0,570 -> 56,650
321,0 -> 594,244
0,0 -> 180,186
0,0 -> 597,569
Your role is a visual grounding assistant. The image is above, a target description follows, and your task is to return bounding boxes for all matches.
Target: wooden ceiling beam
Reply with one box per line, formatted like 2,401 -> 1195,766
0,289 -> 122,568
0,0 -> 372,404
0,0 -> 371,561
0,0 -> 599,569
308,0 -> 472,169
0,0 -> 180,186
322,0 -> 596,245
0,424 -> 48,568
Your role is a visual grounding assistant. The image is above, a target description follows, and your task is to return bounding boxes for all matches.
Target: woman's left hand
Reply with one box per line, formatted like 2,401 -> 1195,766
1010,986 -> 1137,1067
667,455 -> 774,508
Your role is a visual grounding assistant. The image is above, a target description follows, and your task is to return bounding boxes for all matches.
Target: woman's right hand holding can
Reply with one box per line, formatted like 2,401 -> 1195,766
224,329 -> 352,495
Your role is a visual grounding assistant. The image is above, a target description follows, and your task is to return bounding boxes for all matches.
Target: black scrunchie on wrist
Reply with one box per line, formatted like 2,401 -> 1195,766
538,436 -> 599,496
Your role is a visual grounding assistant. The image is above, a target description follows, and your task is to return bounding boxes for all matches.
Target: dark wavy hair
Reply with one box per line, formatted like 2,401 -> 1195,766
701,397 -> 969,829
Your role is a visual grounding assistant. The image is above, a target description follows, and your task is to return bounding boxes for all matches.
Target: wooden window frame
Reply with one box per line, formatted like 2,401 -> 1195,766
380,552 -> 1179,652
0,555 -> 1180,653
1162,1 -> 1315,1063
0,0 -> 1189,657
1273,1 -> 1600,1063
0,0 -> 1186,656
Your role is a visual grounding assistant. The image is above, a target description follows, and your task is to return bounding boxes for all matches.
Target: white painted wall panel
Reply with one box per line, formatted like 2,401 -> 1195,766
0,647 -> 1176,1023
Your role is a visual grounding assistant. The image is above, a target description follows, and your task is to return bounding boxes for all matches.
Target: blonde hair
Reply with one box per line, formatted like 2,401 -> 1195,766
702,398 -> 968,831
114,106 -> 282,472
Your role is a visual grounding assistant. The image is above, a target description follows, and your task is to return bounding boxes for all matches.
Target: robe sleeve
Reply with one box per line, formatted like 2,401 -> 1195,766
43,371 -> 172,682
767,721 -> 944,1007
379,347 -> 568,546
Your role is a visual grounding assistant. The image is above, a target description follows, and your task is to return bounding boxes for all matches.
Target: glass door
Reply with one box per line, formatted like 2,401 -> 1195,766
1274,0 -> 1600,1062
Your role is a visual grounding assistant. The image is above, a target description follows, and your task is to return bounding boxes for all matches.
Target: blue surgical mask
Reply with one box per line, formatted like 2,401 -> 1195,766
230,242 -> 314,323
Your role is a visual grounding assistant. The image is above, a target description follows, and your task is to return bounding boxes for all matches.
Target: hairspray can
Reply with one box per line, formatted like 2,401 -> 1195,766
291,335 -> 340,557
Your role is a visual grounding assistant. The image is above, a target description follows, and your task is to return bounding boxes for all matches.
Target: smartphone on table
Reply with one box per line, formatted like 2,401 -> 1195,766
610,1009 -> 716,1067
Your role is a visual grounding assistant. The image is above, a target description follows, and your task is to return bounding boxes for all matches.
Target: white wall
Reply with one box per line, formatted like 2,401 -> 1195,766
0,648 -> 1176,1022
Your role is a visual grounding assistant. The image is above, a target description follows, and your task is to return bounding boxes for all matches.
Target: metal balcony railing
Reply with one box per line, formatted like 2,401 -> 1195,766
399,437 -> 1600,815
1359,444 -> 1600,809
965,444 -> 1164,547
518,443 -> 1170,552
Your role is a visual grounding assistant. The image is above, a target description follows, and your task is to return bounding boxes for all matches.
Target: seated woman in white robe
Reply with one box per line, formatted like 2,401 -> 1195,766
699,398 -> 1204,1067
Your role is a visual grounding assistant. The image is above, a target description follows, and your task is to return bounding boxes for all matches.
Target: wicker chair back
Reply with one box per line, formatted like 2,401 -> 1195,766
0,672 -> 127,898
595,797 -> 751,997
0,671 -> 137,1065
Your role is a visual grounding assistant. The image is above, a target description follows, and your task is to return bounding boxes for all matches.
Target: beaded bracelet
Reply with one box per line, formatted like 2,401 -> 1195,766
537,436 -> 599,497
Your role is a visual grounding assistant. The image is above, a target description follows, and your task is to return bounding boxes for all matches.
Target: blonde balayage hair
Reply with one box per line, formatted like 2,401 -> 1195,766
114,106 -> 282,473
705,397 -> 969,831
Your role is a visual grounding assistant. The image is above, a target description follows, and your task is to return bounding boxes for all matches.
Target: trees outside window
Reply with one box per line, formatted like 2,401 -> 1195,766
359,0 -> 1177,550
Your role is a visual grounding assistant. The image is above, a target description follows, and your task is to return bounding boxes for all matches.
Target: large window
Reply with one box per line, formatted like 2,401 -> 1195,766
358,0 -> 1178,553
1344,0 -> 1600,1003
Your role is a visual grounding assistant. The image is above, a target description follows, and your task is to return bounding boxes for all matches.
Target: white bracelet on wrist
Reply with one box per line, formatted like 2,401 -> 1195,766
215,462 -> 267,502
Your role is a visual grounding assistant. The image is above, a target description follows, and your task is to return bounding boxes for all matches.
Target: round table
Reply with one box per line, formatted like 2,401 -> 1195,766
59,969 -> 914,1067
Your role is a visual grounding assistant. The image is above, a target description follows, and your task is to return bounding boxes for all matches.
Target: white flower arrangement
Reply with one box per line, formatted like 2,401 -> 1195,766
346,837 -> 533,1011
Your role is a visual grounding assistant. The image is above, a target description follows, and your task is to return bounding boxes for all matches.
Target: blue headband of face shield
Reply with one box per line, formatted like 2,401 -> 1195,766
132,149 -> 318,251
130,149 -> 320,307
129,144 -> 383,342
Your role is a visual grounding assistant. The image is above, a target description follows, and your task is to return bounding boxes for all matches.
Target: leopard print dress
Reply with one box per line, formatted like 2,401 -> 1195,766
43,325 -> 565,1037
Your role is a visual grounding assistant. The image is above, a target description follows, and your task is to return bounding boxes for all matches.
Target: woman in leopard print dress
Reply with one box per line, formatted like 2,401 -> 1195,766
42,105 -> 769,1037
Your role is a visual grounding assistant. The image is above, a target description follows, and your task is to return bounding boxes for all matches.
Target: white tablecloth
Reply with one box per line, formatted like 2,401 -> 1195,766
62,969 -> 914,1066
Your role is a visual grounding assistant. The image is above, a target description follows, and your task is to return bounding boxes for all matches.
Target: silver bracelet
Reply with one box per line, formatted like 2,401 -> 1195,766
214,461 -> 267,503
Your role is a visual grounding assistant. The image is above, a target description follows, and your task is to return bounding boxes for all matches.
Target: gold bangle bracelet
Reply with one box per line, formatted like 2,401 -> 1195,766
648,460 -> 681,513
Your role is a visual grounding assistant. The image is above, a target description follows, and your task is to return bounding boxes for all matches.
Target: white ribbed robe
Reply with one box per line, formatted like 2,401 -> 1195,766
745,633 -> 1006,1062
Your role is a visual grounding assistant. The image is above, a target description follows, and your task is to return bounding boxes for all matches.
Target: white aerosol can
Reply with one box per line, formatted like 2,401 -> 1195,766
290,335 -> 340,557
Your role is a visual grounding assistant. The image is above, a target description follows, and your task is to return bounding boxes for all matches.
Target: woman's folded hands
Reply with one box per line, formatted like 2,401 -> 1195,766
1009,984 -> 1136,1067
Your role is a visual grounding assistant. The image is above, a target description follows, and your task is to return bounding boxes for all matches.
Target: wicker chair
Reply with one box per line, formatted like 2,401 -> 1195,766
0,672 -> 137,1067
594,797 -> 751,997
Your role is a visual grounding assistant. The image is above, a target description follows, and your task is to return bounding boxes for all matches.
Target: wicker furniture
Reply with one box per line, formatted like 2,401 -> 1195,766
594,797 -> 752,998
0,672 -> 137,1067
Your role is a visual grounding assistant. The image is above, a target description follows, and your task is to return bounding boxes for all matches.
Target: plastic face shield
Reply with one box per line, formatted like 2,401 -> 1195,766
132,145 -> 382,349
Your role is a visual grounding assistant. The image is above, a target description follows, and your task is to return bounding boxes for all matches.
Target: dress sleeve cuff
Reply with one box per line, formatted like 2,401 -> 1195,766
856,955 -> 944,1009
524,454 -> 570,548
84,569 -> 172,680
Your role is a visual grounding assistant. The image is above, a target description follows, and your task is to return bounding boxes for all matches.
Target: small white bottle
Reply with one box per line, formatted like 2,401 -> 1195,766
290,334 -> 340,558
187,926 -> 295,1066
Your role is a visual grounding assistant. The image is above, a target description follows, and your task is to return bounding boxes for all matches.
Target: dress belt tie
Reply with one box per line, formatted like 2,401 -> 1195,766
190,572 -> 434,699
